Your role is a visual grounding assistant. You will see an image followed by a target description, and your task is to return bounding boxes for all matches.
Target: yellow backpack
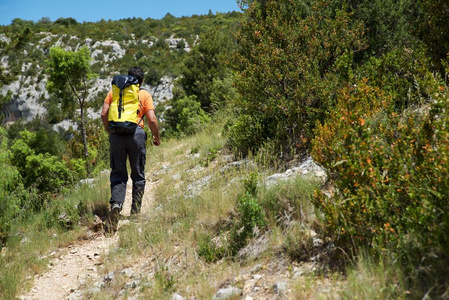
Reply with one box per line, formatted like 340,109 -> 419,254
108,75 -> 142,134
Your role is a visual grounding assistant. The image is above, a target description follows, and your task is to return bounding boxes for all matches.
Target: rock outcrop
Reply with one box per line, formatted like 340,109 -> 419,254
1,32 -> 177,126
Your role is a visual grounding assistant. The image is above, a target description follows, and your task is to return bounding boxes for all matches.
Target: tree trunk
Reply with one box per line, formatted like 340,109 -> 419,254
79,103 -> 91,176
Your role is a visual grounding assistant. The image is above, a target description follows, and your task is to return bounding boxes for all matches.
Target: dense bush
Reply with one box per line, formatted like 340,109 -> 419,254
227,0 -> 366,158
356,47 -> 437,110
311,72 -> 449,283
343,0 -> 418,58
164,95 -> 211,136
413,0 -> 449,72
9,130 -> 81,193
64,119 -> 109,176
0,128 -> 23,240
178,27 -> 235,111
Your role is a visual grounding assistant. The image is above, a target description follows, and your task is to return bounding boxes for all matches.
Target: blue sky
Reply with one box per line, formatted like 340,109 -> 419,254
0,0 -> 241,26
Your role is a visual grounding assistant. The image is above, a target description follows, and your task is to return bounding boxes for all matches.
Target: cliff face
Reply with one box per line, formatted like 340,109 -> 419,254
0,32 -> 182,126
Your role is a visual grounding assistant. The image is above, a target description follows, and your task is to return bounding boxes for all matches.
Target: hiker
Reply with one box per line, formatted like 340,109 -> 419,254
101,66 -> 160,231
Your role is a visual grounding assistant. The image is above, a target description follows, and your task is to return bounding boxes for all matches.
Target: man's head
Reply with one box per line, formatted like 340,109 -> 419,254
128,66 -> 144,85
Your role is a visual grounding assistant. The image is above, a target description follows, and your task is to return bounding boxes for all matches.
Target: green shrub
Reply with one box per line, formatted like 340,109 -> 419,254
311,75 -> 449,274
357,47 -> 435,110
164,95 -> 210,136
343,0 -> 418,58
68,158 -> 87,181
197,234 -> 225,263
228,0 -> 367,160
66,119 -> 109,176
0,128 -> 23,240
201,145 -> 221,167
243,171 -> 258,197
413,0 -> 449,72
224,113 -> 264,157
197,173 -> 266,259
209,76 -> 238,111
25,153 -> 73,193
227,173 -> 266,256
178,27 -> 235,110
154,264 -> 176,293
10,130 -> 75,193
10,138 -> 34,175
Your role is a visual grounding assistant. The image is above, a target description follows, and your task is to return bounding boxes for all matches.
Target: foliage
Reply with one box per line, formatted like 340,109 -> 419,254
311,74 -> 449,294
209,76 -> 239,111
54,17 -> 78,27
413,0 -> 449,72
9,130 -> 80,193
227,0 -> 367,159
163,26 -> 236,137
154,264 -> 176,293
197,172 -> 266,260
46,45 -> 96,110
164,95 -> 210,136
24,153 -> 73,193
197,234 -> 226,263
356,47 -> 435,110
178,27 -> 235,110
227,191 -> 266,255
65,118 -> 109,175
46,46 -> 97,174
343,0 -> 418,58
0,128 -> 25,241
243,171 -> 259,196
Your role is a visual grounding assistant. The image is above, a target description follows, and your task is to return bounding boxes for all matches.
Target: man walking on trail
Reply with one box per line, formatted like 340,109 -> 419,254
101,66 -> 160,232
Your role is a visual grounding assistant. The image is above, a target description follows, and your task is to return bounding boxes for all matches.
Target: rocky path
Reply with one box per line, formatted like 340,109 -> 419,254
20,177 -> 158,300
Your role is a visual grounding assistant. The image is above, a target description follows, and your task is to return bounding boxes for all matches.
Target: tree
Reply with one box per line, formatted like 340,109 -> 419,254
343,0 -> 418,58
1,26 -> 31,108
55,17 -> 78,27
227,0 -> 366,158
414,0 -> 449,71
178,27 -> 234,111
46,46 -> 96,175
164,95 -> 211,136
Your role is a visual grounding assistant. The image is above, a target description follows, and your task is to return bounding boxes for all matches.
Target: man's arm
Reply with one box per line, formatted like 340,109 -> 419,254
101,102 -> 110,133
145,109 -> 160,146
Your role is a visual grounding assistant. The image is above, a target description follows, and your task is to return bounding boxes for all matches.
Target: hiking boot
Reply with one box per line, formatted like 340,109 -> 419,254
105,204 -> 121,233
131,185 -> 144,215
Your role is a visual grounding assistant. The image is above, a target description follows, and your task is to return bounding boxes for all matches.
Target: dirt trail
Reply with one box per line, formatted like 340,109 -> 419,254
20,177 -> 158,300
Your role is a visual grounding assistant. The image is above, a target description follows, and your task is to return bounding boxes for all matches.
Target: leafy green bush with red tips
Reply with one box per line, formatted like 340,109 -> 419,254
312,70 -> 449,261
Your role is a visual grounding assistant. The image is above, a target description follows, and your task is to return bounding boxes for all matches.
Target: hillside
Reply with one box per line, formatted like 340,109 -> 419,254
1,1 -> 449,299
0,31 -> 176,128
0,12 -> 239,125
18,121 -> 332,299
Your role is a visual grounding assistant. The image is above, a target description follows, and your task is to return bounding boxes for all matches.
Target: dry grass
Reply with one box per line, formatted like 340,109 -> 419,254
85,118 -> 410,299
1,174 -> 111,299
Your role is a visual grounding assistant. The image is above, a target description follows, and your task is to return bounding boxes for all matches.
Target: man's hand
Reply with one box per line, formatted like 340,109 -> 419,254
153,137 -> 161,146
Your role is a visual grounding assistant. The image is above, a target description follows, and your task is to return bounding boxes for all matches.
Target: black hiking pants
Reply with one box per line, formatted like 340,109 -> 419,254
109,126 -> 147,214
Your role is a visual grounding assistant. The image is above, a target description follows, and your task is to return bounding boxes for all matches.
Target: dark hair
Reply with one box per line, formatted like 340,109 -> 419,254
128,66 -> 144,85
